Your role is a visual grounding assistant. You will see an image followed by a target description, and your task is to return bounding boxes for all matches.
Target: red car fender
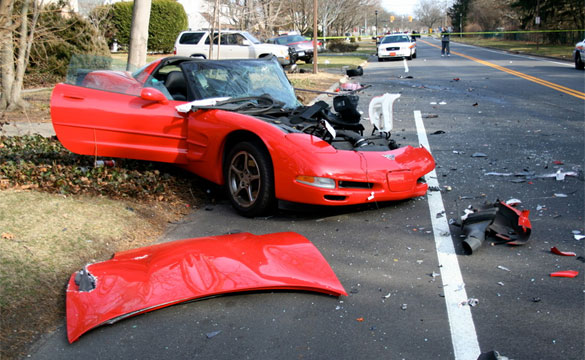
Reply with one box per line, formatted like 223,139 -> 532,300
183,109 -> 293,185
66,232 -> 346,343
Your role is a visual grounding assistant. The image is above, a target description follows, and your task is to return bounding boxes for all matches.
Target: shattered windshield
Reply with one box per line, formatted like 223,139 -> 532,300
181,58 -> 301,109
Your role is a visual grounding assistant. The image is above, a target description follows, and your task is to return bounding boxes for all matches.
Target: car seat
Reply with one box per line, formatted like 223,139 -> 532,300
165,71 -> 188,101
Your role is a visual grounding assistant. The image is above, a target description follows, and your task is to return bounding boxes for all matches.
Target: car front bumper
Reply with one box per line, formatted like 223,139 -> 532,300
274,144 -> 435,206
378,47 -> 412,58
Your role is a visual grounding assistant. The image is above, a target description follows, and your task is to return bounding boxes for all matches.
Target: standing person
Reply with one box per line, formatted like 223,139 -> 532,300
441,28 -> 450,56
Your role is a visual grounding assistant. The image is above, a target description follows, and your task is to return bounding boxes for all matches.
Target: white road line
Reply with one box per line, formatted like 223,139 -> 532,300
414,110 -> 481,360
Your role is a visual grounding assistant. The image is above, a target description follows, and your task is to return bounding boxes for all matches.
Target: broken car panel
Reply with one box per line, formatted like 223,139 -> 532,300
51,56 -> 435,217
461,201 -> 532,254
66,231 -> 347,343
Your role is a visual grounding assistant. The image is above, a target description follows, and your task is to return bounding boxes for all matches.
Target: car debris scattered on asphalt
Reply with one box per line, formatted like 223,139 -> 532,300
458,201 -> 532,254
477,350 -> 510,360
550,246 -> 577,257
549,270 -> 579,278
346,66 -> 363,77
65,232 -> 346,343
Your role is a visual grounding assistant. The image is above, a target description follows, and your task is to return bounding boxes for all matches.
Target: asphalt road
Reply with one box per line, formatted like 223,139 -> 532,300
29,38 -> 584,360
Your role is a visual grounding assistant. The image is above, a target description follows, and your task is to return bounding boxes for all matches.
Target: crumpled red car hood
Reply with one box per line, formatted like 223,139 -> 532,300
66,232 -> 346,343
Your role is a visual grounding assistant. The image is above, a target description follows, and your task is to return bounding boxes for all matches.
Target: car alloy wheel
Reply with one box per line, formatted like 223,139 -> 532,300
225,141 -> 275,217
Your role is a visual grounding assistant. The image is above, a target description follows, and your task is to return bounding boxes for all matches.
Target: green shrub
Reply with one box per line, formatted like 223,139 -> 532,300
149,0 -> 188,52
111,1 -> 133,47
327,39 -> 359,53
110,0 -> 188,53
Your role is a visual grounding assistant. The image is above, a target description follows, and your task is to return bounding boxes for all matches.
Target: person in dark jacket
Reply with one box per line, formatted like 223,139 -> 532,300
441,28 -> 450,56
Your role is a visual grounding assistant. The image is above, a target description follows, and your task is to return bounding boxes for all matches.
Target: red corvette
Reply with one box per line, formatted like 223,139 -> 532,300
51,56 -> 434,216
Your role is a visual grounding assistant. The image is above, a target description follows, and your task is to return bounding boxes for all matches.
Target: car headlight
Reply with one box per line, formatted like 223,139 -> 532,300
296,176 -> 336,189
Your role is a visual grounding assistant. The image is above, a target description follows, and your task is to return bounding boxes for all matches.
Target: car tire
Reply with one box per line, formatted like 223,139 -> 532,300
378,57 -> 384,62
224,141 -> 275,217
305,57 -> 313,64
412,51 -> 417,59
576,53 -> 585,70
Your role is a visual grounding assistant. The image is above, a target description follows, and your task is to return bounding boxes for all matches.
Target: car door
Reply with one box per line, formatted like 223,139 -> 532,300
228,33 -> 253,59
51,68 -> 189,164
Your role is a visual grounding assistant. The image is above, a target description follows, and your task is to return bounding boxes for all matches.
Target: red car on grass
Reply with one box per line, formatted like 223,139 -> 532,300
51,56 -> 434,216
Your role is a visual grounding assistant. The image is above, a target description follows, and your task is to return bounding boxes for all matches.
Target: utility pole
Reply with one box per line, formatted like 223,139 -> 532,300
459,13 -> 462,38
127,0 -> 152,71
375,10 -> 378,40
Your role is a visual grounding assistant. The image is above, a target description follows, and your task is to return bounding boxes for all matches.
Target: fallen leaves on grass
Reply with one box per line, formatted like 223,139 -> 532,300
0,135 -> 204,204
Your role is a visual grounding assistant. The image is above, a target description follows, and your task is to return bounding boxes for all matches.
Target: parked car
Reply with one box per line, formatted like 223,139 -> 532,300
574,38 -> 584,70
52,56 -> 435,217
266,34 -> 322,64
377,34 -> 417,61
174,30 -> 294,68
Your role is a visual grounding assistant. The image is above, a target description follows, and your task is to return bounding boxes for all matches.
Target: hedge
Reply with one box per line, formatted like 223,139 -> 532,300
111,0 -> 188,53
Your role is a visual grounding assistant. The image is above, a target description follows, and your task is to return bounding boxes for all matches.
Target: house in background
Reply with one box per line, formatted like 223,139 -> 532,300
63,0 -> 212,30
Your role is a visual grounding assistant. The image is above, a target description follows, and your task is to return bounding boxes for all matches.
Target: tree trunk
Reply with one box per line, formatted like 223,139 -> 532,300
9,0 -> 31,111
0,0 -> 15,111
127,0 -> 152,71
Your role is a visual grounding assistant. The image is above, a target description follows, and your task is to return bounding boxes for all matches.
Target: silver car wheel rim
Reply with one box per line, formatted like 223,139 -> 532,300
228,150 -> 261,208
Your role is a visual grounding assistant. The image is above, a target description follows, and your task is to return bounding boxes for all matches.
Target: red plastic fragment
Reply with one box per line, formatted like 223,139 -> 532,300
553,160 -> 564,165
550,246 -> 576,257
550,270 -> 579,278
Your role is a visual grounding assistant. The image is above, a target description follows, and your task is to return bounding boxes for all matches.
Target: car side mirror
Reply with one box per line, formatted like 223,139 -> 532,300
241,39 -> 251,46
141,87 -> 169,104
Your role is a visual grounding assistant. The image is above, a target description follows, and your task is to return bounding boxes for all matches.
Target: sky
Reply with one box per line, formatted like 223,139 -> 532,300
382,0 -> 453,16
381,0 -> 418,15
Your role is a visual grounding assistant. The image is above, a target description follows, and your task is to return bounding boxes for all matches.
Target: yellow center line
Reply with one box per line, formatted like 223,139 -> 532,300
420,39 -> 585,100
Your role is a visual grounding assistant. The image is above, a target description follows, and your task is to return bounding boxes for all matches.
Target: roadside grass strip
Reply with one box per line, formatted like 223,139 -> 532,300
414,110 -> 481,360
420,39 -> 585,100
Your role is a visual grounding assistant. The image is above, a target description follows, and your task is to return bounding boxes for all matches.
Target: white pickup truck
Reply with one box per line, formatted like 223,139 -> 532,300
174,30 -> 294,67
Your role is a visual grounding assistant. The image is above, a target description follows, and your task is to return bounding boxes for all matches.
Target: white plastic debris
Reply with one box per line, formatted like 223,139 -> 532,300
575,235 -> 585,241
497,265 -> 511,272
368,93 -> 400,132
175,97 -> 230,113
459,298 -> 479,307
505,198 -> 522,206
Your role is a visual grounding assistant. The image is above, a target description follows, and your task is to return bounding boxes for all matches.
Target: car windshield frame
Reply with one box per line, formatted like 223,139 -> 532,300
180,57 -> 301,109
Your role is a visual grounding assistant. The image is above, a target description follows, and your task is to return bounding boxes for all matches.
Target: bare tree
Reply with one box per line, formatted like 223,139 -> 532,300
0,0 -> 43,111
468,0 -> 503,30
283,0 -> 312,34
414,0 -> 445,30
